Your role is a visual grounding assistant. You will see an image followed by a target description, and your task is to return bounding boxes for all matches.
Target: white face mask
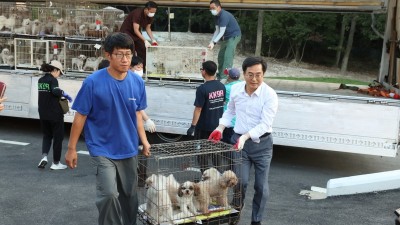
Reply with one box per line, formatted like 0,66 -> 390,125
135,70 -> 144,77
148,12 -> 155,17
210,10 -> 218,16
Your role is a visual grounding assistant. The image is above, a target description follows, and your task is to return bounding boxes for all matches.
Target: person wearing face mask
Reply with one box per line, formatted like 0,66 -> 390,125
120,1 -> 158,72
208,0 -> 241,81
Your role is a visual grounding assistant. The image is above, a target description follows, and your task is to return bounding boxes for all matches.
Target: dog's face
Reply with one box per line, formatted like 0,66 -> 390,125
178,181 -> 195,198
145,174 -> 157,189
78,54 -> 86,60
33,19 -> 40,26
22,19 -> 30,26
1,48 -> 10,55
220,170 -> 238,188
57,18 -> 64,26
202,167 -> 220,181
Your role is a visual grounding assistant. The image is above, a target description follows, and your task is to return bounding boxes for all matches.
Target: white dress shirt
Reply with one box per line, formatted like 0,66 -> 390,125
220,81 -> 278,143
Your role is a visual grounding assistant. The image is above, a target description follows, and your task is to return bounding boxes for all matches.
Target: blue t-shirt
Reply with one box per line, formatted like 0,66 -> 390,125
72,68 -> 147,159
215,9 -> 241,39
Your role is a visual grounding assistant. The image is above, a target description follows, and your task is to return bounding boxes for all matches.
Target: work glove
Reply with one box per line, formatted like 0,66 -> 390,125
62,92 -> 73,103
233,133 -> 250,151
144,119 -> 156,133
144,40 -> 151,48
208,124 -> 225,143
187,124 -> 196,136
208,42 -> 215,50
151,40 -> 158,46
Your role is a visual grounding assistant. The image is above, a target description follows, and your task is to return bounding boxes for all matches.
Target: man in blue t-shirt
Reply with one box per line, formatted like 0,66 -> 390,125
65,32 -> 150,225
208,0 -> 242,81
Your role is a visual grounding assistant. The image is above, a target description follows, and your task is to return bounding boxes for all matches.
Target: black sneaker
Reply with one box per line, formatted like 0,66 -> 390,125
37,156 -> 48,169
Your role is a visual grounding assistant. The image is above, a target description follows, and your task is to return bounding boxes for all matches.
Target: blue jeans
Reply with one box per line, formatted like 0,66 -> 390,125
231,133 -> 273,223
92,156 -> 138,225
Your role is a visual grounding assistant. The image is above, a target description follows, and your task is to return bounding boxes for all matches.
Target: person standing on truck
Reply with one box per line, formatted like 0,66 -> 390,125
187,60 -> 226,173
37,60 -> 72,170
208,0 -> 241,81
120,1 -> 158,72
65,33 -> 151,225
209,57 -> 278,225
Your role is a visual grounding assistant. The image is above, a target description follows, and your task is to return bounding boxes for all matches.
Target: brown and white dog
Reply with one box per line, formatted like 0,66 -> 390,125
174,181 -> 197,219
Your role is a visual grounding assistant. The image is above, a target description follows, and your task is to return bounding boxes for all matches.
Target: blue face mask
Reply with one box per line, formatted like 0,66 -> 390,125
210,10 -> 218,16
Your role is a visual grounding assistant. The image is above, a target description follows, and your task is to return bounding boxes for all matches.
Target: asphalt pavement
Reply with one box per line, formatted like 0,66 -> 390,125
1,116 -> 400,225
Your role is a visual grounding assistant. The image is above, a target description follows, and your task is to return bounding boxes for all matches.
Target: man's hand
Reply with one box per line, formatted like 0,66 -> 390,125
187,124 -> 195,136
144,119 -> 156,133
208,42 -> 215,50
62,92 -> 73,103
208,124 -> 225,143
65,146 -> 78,169
233,133 -> 250,151
142,142 -> 151,157
151,40 -> 158,46
145,40 -> 151,48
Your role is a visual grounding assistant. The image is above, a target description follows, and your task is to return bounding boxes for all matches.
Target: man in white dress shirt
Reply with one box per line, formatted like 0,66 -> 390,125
209,56 -> 278,225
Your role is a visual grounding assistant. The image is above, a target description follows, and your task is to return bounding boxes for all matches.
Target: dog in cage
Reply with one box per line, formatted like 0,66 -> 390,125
0,15 -> 6,30
83,57 -> 103,71
215,170 -> 238,207
145,174 -> 175,224
201,167 -> 221,181
193,181 -> 211,214
174,181 -> 198,219
14,18 -> 31,35
0,48 -> 12,65
31,19 -> 42,35
3,14 -> 19,32
54,18 -> 68,36
78,24 -> 88,37
71,55 -> 86,71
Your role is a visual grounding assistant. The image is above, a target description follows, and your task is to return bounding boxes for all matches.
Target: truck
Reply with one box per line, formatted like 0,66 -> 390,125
0,0 -> 399,159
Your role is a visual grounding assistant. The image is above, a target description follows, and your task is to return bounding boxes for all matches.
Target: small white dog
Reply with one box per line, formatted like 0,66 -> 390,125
14,18 -> 31,34
83,56 -> 103,71
72,55 -> 86,71
173,181 -> 197,219
31,19 -> 42,35
0,15 -> 6,30
0,48 -> 11,65
53,18 -> 67,36
202,167 -> 221,181
145,174 -> 174,224
78,24 -> 88,37
4,14 -> 19,32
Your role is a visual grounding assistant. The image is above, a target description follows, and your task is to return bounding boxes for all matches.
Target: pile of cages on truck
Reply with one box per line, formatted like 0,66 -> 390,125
0,0 -> 399,159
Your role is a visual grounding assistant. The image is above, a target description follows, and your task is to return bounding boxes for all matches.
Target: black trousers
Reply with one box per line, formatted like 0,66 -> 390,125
40,119 -> 64,163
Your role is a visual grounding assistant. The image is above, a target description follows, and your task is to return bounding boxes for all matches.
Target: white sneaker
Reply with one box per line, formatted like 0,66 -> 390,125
50,162 -> 67,170
38,156 -> 48,169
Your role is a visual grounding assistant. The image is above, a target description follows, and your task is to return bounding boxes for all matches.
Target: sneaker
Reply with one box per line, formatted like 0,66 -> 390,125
37,156 -> 48,169
50,162 -> 67,170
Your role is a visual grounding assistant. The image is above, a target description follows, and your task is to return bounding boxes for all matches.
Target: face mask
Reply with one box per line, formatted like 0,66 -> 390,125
135,70 -> 144,77
148,12 -> 155,17
210,10 -> 218,16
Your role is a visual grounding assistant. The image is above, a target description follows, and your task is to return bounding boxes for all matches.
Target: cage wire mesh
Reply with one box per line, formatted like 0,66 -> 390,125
146,46 -> 208,81
0,33 -> 14,69
64,38 -> 103,72
138,139 -> 242,225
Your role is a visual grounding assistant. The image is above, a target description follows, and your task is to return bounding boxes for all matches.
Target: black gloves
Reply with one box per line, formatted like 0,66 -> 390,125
187,124 -> 196,136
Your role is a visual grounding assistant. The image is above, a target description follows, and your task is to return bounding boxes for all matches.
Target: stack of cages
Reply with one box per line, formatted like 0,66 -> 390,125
27,1 -> 67,37
14,37 -> 65,70
146,46 -> 208,82
138,139 -> 242,225
0,2 -> 29,69
64,38 -> 103,74
65,4 -> 124,40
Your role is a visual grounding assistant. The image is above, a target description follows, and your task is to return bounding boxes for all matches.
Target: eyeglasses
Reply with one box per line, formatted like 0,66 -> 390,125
112,52 -> 133,59
245,74 -> 263,79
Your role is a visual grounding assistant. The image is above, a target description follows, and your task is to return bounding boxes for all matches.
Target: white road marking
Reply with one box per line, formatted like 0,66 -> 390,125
0,139 -> 30,146
77,150 -> 90,155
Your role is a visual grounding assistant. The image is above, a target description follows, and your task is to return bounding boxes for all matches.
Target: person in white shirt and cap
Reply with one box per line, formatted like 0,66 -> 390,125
209,56 -> 278,225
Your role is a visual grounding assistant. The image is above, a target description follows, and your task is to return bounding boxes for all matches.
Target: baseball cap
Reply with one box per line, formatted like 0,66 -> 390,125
224,67 -> 240,79
49,60 -> 64,75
